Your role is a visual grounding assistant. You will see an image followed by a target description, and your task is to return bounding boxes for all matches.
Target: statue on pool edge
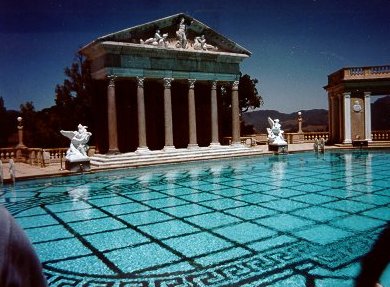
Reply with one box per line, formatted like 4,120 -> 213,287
267,117 -> 288,154
60,124 -> 92,171
267,117 -> 287,145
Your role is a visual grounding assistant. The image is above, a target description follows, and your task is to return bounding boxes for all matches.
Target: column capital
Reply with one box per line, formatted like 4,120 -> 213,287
211,80 -> 217,90
188,79 -> 196,89
343,92 -> 351,98
232,80 -> 239,91
136,76 -> 145,88
364,91 -> 371,97
107,75 -> 117,87
163,78 -> 174,88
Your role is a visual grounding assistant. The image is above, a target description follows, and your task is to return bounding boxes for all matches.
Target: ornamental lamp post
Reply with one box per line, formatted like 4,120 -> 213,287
297,111 -> 303,134
16,116 -> 26,148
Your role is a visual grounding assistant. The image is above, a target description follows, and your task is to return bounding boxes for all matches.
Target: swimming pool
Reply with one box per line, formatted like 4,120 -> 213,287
1,149 -> 390,286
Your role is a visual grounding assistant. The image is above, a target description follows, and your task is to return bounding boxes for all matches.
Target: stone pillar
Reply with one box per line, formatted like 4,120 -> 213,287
16,117 -> 26,148
231,80 -> 241,145
210,81 -> 220,146
328,95 -> 333,142
364,91 -> 372,142
343,92 -> 352,144
107,76 -> 119,154
163,78 -> 175,150
136,77 -> 149,152
338,95 -> 343,143
297,111 -> 303,133
187,79 -> 198,148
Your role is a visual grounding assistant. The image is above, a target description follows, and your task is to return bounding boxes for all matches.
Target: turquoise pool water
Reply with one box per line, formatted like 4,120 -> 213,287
1,150 -> 390,286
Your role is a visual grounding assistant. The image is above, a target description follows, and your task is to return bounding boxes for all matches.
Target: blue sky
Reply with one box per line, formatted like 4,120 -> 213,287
1,0 -> 389,113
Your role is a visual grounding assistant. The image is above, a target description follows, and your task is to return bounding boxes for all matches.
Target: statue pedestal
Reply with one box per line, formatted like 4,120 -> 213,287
65,159 -> 91,172
268,144 -> 288,154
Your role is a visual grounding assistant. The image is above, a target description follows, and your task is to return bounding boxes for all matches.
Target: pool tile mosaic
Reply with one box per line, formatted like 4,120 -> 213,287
185,211 -> 241,228
68,217 -> 127,235
138,220 -> 200,239
292,206 -> 348,222
214,222 -> 277,243
1,150 -> 390,286
295,225 -> 353,245
257,213 -> 315,231
84,228 -> 150,251
163,232 -> 232,258
105,243 -> 181,273
119,209 -> 174,226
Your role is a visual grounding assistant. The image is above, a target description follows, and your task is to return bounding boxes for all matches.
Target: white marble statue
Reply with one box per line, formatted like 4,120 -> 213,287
9,159 -> 15,184
140,30 -> 168,47
193,35 -> 218,51
61,124 -> 92,162
176,17 -> 193,48
267,117 -> 287,145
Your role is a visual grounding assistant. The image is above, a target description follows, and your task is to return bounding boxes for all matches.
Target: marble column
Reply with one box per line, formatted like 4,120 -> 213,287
136,77 -> 149,152
343,92 -> 352,144
329,95 -> 336,143
163,78 -> 175,150
187,79 -> 198,148
231,80 -> 241,145
338,95 -> 343,143
364,91 -> 372,142
107,76 -> 119,154
210,81 -> 220,146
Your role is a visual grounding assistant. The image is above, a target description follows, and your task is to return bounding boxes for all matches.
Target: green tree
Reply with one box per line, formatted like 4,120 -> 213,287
19,101 -> 38,147
54,52 -> 94,132
0,97 -> 18,147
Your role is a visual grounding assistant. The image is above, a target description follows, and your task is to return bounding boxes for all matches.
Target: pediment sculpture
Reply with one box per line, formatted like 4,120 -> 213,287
139,17 -> 219,52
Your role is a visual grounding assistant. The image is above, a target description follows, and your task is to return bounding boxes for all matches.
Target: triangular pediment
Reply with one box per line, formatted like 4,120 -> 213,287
93,13 -> 251,56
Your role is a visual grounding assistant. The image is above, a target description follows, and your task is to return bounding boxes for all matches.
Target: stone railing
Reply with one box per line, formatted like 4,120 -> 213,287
372,130 -> 390,141
0,147 -> 96,167
344,65 -> 390,80
0,147 -> 68,167
0,148 -> 18,162
302,132 -> 329,143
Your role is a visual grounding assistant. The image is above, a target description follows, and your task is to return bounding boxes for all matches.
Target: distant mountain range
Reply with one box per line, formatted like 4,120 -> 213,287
242,109 -> 329,133
243,95 -> 390,134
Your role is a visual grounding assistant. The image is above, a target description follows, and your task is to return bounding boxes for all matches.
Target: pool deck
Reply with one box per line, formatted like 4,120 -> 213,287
0,143 -> 373,182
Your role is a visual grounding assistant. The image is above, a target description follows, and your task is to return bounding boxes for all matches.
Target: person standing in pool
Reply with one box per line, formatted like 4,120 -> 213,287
0,206 -> 47,287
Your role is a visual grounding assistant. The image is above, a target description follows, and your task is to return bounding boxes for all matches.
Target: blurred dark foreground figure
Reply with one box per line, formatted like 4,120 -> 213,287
355,222 -> 390,287
0,206 -> 47,287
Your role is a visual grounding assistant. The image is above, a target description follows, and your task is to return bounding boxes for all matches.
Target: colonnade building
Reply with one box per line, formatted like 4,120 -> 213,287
324,65 -> 390,145
80,13 -> 251,155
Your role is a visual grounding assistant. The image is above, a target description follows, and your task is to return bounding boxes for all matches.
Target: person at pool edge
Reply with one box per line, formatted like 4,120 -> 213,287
0,206 -> 47,286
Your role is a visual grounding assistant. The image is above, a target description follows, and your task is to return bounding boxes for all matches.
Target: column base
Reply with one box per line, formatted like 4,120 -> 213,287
136,147 -> 150,154
230,142 -> 244,148
342,139 -> 352,144
163,146 -> 176,152
107,149 -> 120,155
209,142 -> 221,148
187,144 -> 199,149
